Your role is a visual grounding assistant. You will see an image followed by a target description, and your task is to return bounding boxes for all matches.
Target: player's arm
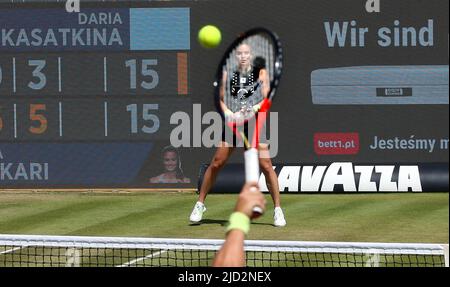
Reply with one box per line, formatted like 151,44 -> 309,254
212,229 -> 246,267
212,183 -> 266,267
251,69 -> 270,113
220,71 -> 233,117
259,68 -> 270,99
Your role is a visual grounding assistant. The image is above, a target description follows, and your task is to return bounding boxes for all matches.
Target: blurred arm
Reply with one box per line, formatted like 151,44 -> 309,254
220,71 -> 233,116
212,183 -> 266,267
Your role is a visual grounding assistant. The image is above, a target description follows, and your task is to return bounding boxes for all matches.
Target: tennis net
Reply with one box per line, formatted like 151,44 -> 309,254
0,234 -> 448,267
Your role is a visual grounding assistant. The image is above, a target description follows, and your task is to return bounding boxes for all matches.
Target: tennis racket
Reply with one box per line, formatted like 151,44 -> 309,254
214,28 -> 283,216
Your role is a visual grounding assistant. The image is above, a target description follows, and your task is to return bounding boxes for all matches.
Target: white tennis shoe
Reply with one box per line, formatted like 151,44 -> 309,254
189,202 -> 206,223
274,207 -> 287,227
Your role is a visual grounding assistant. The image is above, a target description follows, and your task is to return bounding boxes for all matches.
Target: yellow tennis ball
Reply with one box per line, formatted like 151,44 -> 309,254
198,25 -> 222,48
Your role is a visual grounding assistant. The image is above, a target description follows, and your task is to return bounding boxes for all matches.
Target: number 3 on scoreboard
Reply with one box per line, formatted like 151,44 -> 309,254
28,60 -> 47,90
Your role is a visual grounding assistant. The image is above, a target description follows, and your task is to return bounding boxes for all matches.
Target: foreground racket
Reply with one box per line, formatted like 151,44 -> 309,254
214,28 -> 283,216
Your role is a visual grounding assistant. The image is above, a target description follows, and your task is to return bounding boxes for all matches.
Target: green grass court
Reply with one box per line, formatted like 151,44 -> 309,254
0,192 -> 448,243
0,192 -> 448,267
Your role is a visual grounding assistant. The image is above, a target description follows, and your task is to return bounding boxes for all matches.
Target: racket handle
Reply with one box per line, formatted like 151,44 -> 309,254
245,149 -> 263,216
244,148 -> 260,183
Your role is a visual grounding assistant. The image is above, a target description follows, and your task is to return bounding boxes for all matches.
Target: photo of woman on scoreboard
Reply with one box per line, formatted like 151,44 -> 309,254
150,145 -> 191,184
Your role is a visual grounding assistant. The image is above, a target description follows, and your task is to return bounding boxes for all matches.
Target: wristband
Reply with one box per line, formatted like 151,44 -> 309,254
226,212 -> 251,235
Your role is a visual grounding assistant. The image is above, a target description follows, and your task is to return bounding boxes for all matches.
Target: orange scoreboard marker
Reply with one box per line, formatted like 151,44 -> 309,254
177,52 -> 189,95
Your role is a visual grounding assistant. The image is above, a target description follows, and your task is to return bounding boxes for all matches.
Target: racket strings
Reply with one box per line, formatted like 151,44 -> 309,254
223,34 -> 274,114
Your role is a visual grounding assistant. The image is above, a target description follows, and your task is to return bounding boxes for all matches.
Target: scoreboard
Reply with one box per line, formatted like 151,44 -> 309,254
0,5 -> 193,187
0,7 -> 191,142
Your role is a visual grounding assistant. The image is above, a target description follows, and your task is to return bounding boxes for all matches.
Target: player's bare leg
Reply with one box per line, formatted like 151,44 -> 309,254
190,141 -> 235,223
198,141 -> 235,203
259,143 -> 286,226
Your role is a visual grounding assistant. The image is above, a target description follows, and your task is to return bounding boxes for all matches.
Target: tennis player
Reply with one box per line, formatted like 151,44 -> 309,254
190,43 -> 286,227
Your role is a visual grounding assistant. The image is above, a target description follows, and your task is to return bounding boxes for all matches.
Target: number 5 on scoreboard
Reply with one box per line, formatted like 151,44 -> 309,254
29,104 -> 48,134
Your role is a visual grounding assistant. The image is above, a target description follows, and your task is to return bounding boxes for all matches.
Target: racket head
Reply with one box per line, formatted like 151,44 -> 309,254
214,28 -> 283,126
212,28 -> 283,218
